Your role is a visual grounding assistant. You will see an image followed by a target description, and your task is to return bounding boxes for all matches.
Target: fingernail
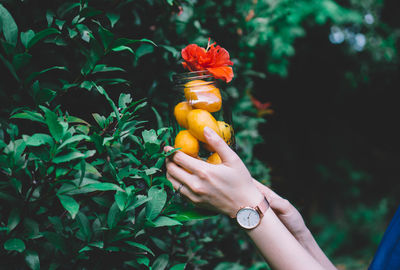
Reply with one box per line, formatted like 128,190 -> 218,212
204,126 -> 214,137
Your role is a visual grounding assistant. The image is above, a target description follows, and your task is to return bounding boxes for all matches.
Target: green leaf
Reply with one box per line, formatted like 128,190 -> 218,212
78,246 -> 92,253
92,64 -> 125,74
43,232 -> 67,254
25,133 -> 53,146
135,43 -> 155,59
107,202 -> 121,229
111,45 -> 134,55
66,115 -> 89,125
58,2 -> 80,18
0,53 -> 19,82
4,238 -> 25,252
68,28 -> 78,38
106,13 -> 120,28
152,254 -> 169,270
23,219 -> 40,240
27,28 -> 60,49
128,195 -> 150,210
152,216 -> 182,227
10,110 -> 45,123
110,38 -> 156,50
76,212 -> 92,241
53,151 -> 85,163
89,241 -> 104,249
31,80 -> 57,104
20,30 -> 35,48
215,262 -> 246,270
46,10 -> 54,26
12,53 -> 32,71
0,4 -> 18,46
142,129 -> 158,144
115,191 -> 127,211
145,167 -> 160,176
166,203 -> 217,221
136,256 -> 150,266
92,84 -> 120,121
166,0 -> 174,6
44,109 -> 65,141
55,19 -> 65,30
92,113 -> 107,128
7,208 -> 21,232
118,93 -> 132,109
124,241 -> 154,256
160,44 -> 179,57
98,25 -> 114,50
10,178 -> 22,194
26,66 -> 67,84
145,186 -> 167,220
25,250 -> 40,270
170,263 -> 187,270
85,183 -> 124,192
57,195 -> 79,219
58,134 -> 90,149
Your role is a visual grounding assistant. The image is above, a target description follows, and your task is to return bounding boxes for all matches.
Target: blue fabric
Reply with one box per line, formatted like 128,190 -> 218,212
369,206 -> 400,270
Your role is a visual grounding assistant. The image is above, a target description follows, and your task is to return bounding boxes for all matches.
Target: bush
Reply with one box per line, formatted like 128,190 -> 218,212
1,0 -> 383,269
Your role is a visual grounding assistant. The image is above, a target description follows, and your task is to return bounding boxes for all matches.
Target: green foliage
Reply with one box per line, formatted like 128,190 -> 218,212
1,0 -> 393,269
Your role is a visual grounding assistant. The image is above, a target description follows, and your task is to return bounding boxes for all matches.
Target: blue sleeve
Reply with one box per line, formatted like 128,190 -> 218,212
369,205 -> 400,270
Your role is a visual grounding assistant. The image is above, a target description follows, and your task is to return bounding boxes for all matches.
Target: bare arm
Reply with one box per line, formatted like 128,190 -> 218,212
165,127 -> 325,270
253,180 -> 337,270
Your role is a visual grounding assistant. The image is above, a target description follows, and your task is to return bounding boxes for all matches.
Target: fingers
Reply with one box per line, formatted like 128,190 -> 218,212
166,172 -> 200,202
252,179 -> 280,201
203,126 -> 238,164
164,146 -> 207,174
252,179 -> 292,215
166,158 -> 203,193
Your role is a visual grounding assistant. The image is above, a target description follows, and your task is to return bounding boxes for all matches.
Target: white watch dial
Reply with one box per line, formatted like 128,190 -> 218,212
236,207 -> 260,229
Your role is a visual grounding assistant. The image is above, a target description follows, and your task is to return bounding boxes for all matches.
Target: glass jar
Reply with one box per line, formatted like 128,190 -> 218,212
170,70 -> 235,164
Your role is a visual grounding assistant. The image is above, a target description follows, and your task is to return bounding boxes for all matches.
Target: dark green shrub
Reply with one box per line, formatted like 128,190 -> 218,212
1,0 -> 385,269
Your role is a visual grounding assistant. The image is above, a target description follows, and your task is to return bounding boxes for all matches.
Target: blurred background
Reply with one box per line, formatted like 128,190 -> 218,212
1,0 -> 399,269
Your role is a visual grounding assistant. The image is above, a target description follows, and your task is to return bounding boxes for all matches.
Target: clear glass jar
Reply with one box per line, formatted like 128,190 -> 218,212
170,70 -> 235,164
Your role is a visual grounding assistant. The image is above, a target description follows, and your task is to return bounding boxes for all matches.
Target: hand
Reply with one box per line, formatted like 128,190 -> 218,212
165,127 -> 264,218
252,179 -> 309,240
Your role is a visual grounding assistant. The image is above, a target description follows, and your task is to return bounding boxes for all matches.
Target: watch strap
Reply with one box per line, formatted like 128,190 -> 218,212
255,197 -> 270,218
233,196 -> 270,219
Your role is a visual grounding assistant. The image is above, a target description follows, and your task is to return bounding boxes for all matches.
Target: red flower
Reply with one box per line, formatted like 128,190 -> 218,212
181,39 -> 234,83
251,96 -> 274,117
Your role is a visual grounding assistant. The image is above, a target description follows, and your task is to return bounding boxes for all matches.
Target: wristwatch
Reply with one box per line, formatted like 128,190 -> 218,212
235,197 -> 270,229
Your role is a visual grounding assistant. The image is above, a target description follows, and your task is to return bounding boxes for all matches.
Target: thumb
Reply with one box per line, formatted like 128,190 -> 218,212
204,126 -> 238,164
252,179 -> 280,201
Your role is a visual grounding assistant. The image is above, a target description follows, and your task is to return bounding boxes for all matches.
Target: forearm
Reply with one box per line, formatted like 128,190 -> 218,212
295,229 -> 337,270
246,209 -> 325,270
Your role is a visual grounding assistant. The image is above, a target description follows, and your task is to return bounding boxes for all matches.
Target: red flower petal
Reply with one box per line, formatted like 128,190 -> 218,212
181,41 -> 234,82
207,66 -> 234,83
206,45 -> 233,67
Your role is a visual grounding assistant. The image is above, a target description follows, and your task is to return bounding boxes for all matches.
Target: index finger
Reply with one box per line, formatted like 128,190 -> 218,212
164,146 -> 208,173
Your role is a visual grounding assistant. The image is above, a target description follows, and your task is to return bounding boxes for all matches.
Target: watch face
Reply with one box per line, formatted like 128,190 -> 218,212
236,207 -> 261,229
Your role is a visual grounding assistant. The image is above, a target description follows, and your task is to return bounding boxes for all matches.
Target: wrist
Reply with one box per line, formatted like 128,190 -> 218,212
295,228 -> 315,246
230,187 -> 264,218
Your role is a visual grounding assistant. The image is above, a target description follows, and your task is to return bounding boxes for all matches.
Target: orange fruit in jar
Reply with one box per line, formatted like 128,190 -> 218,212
184,80 -> 222,113
174,130 -> 199,157
217,121 -> 234,145
187,109 -> 221,143
207,153 -> 222,164
174,101 -> 192,129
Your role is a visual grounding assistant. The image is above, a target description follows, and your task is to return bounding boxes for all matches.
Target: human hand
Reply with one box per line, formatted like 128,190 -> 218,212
252,180 -> 309,240
165,126 -> 264,218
